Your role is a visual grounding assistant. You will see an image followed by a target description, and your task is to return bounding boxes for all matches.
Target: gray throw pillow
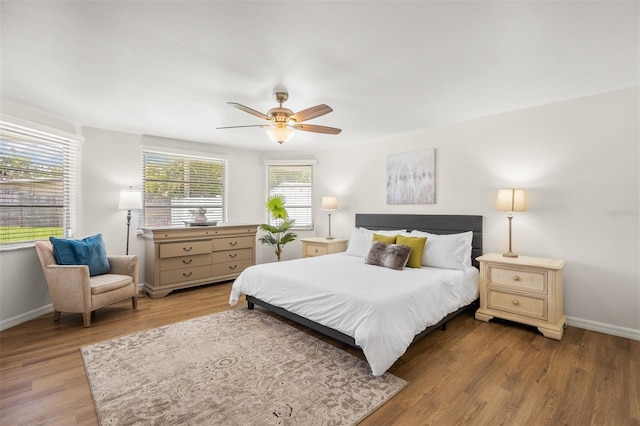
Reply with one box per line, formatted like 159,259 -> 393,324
365,241 -> 411,270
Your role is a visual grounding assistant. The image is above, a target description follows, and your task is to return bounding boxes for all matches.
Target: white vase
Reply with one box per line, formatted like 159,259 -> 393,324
193,213 -> 207,223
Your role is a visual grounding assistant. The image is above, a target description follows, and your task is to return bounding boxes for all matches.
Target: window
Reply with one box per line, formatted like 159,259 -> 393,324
0,120 -> 80,245
266,162 -> 315,230
142,150 -> 227,226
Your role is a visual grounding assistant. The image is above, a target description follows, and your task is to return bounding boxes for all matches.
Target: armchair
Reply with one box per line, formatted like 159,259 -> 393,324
34,241 -> 138,327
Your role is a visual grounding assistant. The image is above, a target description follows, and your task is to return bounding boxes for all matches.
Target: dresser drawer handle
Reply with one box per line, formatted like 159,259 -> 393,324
229,241 -> 238,246
315,248 -> 319,253
182,259 -> 192,264
229,265 -> 237,270
183,246 -> 193,252
512,275 -> 521,281
512,299 -> 520,306
229,253 -> 237,258
182,272 -> 193,277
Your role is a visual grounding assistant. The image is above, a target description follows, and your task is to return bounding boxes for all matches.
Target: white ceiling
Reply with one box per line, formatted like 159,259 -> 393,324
1,1 -> 638,152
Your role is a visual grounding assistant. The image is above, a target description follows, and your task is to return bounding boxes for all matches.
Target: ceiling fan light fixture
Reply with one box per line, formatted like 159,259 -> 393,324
265,126 -> 294,144
219,90 -> 341,142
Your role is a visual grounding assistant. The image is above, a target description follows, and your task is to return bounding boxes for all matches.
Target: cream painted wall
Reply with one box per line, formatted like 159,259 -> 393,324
313,87 -> 639,334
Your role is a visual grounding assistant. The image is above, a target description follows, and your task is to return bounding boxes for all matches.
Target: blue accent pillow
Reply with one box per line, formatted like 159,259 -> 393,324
49,234 -> 111,276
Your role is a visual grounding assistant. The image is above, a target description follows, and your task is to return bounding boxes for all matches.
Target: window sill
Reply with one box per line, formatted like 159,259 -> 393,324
0,242 -> 37,253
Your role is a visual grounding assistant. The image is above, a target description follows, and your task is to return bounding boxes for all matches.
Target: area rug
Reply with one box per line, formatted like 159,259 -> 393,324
80,308 -> 407,425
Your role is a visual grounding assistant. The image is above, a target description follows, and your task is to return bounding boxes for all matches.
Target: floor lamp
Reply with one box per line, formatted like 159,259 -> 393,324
118,187 -> 143,255
321,196 -> 338,240
496,189 -> 526,258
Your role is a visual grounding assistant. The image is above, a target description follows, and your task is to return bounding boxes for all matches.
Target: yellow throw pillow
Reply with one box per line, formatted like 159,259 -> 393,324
372,233 -> 397,244
396,235 -> 427,268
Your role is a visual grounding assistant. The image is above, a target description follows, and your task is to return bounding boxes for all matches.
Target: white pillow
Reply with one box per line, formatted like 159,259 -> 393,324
345,227 -> 406,258
410,230 -> 473,270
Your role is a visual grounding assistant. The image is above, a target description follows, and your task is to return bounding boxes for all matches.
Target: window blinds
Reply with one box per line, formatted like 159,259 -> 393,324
266,163 -> 314,230
142,150 -> 227,226
0,121 -> 80,245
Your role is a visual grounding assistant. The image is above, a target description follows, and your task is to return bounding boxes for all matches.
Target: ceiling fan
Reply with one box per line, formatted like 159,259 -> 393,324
217,91 -> 342,144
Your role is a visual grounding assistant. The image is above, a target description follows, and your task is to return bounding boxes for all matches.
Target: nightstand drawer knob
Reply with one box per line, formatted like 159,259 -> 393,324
315,248 -> 319,253
512,299 -> 520,306
512,275 -> 521,281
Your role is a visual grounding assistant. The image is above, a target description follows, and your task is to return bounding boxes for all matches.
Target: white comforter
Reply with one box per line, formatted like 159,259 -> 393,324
229,253 -> 479,376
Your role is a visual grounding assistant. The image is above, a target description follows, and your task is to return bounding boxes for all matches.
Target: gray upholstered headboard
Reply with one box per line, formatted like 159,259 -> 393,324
354,214 -> 483,268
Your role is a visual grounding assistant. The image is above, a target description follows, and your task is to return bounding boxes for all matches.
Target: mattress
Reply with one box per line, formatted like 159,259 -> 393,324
229,253 -> 479,376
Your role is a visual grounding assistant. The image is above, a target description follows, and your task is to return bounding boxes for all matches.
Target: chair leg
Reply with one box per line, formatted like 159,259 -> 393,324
132,295 -> 138,309
83,312 -> 91,327
53,311 -> 61,321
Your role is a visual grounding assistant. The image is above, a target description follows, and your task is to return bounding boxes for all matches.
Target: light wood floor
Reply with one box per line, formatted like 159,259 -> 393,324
1,282 -> 638,425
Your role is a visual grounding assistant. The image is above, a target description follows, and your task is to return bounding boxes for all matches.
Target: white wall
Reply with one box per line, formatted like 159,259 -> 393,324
0,105 -> 267,328
313,87 -> 639,336
2,87 -> 638,338
78,130 -> 266,262
0,101 -> 81,327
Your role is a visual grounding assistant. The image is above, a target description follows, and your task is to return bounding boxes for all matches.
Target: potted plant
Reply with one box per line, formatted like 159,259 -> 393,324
259,194 -> 297,261
190,207 -> 208,223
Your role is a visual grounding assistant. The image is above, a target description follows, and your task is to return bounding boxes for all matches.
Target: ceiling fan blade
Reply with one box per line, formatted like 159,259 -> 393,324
290,104 -> 333,123
291,123 -> 342,135
216,124 -> 270,129
227,102 -> 271,121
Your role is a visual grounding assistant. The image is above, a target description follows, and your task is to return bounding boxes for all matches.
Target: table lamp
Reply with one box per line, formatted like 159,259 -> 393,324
321,196 -> 338,240
496,189 -> 526,258
119,186 -> 143,255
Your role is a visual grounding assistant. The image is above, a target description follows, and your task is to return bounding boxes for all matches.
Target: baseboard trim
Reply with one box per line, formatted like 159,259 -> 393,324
1,304 -> 53,332
567,316 -> 640,341
2,304 -> 638,342
1,286 -> 147,332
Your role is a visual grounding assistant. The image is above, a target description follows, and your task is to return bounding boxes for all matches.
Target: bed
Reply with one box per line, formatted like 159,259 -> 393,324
229,214 -> 483,376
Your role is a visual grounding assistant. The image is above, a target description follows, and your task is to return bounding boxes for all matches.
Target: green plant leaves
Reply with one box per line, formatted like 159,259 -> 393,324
266,194 -> 288,220
260,195 -> 297,261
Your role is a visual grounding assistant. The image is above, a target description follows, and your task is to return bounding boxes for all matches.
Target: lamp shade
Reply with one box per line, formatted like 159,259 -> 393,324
265,126 -> 295,144
496,189 -> 526,212
119,188 -> 143,210
322,196 -> 338,211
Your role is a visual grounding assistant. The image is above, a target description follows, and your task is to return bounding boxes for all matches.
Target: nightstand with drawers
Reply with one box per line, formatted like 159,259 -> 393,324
301,237 -> 348,258
475,253 -> 567,340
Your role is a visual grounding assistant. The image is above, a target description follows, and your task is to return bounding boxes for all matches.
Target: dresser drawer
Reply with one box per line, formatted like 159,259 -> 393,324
305,244 -> 328,257
211,248 -> 252,264
488,289 -> 547,320
211,259 -> 253,277
212,236 -> 254,251
160,253 -> 211,271
489,265 -> 547,294
160,240 -> 211,258
160,265 -> 211,285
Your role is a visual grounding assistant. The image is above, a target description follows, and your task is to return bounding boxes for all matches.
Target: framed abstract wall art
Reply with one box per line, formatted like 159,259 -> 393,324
386,149 -> 435,204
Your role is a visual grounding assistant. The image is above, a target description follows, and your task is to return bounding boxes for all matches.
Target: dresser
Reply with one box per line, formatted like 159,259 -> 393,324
142,224 -> 258,298
475,253 -> 567,340
301,237 -> 348,258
